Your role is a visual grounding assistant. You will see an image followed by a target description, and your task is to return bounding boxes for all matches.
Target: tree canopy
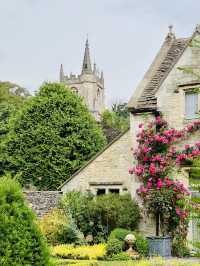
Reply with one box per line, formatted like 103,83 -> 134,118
0,83 -> 106,190
101,102 -> 129,143
0,81 -> 29,139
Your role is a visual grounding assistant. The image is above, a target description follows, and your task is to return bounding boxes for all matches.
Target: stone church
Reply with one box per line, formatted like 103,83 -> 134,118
59,39 -> 105,121
60,25 -> 200,243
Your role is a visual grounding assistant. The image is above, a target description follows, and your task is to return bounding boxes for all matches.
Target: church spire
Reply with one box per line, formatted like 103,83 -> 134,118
60,64 -> 64,82
82,38 -> 92,74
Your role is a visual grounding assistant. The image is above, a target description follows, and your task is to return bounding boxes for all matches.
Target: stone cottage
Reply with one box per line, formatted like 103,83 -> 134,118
60,25 -> 200,242
60,129 -> 135,196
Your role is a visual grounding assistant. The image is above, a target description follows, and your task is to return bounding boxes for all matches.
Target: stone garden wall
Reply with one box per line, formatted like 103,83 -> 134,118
24,191 -> 62,218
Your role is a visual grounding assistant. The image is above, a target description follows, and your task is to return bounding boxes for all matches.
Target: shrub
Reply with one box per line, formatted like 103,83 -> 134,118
107,252 -> 131,261
61,192 -> 140,243
106,238 -> 122,256
51,244 -> 106,260
108,228 -> 148,257
60,191 -> 96,239
38,208 -> 83,245
0,176 -> 50,265
109,228 -> 132,242
90,193 -> 140,233
134,233 -> 149,257
108,228 -> 132,251
172,238 -> 190,257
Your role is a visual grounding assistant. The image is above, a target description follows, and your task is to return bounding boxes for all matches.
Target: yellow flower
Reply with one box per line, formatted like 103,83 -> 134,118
51,243 -> 106,260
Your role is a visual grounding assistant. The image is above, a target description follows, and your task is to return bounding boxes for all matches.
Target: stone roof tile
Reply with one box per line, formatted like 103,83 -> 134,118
128,37 -> 190,112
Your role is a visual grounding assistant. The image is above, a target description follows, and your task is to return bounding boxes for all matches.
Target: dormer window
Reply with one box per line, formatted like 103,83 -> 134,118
185,91 -> 198,119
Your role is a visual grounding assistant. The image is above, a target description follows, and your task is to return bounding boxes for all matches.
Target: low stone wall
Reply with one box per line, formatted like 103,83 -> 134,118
24,191 -> 63,218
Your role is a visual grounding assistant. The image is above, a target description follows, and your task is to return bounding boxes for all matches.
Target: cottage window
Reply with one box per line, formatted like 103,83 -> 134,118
97,189 -> 106,195
109,189 -> 120,194
185,92 -> 198,119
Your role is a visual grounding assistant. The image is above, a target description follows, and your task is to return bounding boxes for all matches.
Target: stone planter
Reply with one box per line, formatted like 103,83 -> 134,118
147,236 -> 171,257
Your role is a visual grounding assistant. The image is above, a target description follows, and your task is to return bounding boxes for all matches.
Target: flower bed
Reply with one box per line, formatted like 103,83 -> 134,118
51,244 -> 106,260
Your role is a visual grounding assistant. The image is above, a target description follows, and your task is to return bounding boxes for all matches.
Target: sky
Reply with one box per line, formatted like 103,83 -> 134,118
0,0 -> 200,106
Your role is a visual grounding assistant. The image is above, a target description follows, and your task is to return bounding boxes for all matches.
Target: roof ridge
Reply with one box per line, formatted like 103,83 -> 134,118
135,37 -> 190,110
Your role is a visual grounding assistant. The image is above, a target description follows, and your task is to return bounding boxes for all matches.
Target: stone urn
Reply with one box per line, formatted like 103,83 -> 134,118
124,234 -> 139,259
85,234 -> 93,244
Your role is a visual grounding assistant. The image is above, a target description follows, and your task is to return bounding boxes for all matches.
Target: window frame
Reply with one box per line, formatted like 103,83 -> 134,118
176,83 -> 200,120
185,90 -> 199,120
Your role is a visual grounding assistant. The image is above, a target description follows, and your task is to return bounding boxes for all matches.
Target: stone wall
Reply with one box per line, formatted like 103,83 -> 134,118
24,191 -> 62,218
61,130 -> 138,198
156,42 -> 200,129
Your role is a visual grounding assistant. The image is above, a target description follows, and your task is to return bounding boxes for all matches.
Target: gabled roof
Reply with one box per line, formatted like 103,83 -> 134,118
128,29 -> 192,112
58,129 -> 130,189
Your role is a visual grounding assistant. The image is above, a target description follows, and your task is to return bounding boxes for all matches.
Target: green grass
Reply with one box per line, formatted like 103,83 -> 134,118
50,257 -> 98,265
51,258 -> 200,266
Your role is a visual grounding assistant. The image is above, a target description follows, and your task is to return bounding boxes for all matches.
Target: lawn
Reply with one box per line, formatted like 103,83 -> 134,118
51,257 -> 200,266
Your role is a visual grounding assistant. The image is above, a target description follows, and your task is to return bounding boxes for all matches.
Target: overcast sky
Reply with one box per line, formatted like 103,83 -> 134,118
0,0 -> 199,106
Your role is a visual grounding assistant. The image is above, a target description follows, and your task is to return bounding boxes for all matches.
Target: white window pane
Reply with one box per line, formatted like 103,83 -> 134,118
185,92 -> 198,119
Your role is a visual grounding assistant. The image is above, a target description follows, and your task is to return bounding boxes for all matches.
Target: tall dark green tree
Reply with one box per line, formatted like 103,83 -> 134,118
1,83 -> 106,190
0,82 -> 29,139
101,102 -> 129,143
111,102 -> 129,119
0,176 -> 49,265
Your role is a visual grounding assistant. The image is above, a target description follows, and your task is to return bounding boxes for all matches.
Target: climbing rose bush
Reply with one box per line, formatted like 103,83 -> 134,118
130,116 -> 200,255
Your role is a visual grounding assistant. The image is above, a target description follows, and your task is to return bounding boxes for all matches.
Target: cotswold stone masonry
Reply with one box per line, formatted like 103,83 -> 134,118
24,191 -> 62,218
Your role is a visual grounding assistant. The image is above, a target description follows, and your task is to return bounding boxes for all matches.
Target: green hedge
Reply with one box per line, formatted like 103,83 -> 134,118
0,176 -> 50,265
61,192 -> 140,243
108,228 -> 148,257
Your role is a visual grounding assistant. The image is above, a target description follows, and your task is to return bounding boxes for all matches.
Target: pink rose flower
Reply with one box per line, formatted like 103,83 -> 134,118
149,163 -> 156,175
157,178 -> 163,189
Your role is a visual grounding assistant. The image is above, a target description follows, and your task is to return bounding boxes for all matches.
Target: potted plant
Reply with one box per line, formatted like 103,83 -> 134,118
130,116 -> 192,257
144,187 -> 173,257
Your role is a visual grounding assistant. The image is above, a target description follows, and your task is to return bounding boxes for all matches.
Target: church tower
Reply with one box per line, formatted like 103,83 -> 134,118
59,39 -> 105,121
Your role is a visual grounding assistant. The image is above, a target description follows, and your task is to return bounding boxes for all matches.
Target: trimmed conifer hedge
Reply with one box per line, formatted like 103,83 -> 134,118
0,176 -> 50,265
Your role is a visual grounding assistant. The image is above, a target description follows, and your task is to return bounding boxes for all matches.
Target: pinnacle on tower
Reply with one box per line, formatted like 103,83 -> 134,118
165,25 -> 176,41
100,71 -> 104,84
93,62 -> 97,74
195,24 -> 200,34
60,64 -> 64,82
82,38 -> 92,74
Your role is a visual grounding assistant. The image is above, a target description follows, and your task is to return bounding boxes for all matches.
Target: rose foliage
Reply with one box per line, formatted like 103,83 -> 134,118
129,116 -> 200,255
